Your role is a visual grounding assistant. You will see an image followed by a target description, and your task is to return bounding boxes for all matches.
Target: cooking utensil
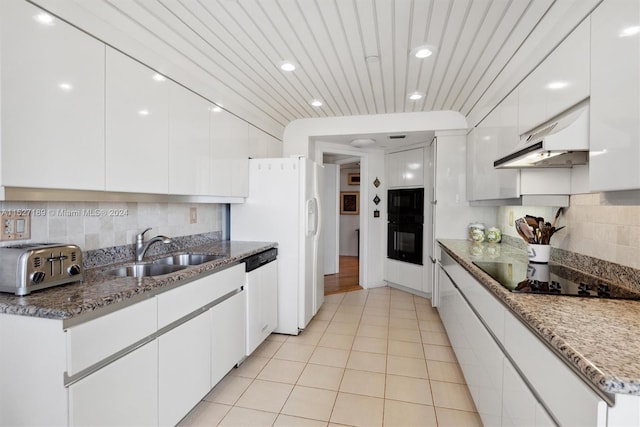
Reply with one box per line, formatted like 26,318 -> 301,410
514,218 -> 531,243
552,207 -> 564,227
517,218 -> 536,243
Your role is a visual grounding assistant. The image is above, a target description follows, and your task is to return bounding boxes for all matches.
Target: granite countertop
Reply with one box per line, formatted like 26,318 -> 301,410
439,239 -> 640,398
0,240 -> 276,323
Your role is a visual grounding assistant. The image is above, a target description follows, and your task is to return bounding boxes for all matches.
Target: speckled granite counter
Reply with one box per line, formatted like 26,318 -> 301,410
0,240 -> 276,324
439,239 -> 640,398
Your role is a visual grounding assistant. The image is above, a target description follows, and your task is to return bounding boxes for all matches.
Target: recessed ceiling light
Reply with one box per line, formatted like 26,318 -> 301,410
545,81 -> 569,90
138,109 -> 150,116
152,73 -> 166,82
34,13 -> 55,25
619,26 -> 640,37
411,44 -> 437,59
408,91 -> 425,100
351,138 -> 376,147
279,61 -> 296,72
310,99 -> 323,107
210,105 -> 222,113
58,83 -> 73,91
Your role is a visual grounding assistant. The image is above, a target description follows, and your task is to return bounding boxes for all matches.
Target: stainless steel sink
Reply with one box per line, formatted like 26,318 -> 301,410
153,253 -> 225,266
107,263 -> 188,278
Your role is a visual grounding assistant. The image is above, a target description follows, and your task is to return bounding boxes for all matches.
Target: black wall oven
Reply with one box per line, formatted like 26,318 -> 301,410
387,188 -> 424,265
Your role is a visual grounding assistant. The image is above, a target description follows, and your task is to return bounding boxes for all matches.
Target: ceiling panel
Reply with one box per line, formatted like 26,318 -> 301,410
32,0 -> 596,138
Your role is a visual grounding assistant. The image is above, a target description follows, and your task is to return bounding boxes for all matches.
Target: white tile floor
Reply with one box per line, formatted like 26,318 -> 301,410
178,287 -> 482,427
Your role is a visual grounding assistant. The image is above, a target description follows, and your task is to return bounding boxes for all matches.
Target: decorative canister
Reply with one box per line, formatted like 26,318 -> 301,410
485,227 -> 502,243
468,223 -> 485,242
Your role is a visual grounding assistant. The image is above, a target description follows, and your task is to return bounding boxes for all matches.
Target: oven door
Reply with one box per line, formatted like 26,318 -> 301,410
388,188 -> 424,223
387,222 -> 423,265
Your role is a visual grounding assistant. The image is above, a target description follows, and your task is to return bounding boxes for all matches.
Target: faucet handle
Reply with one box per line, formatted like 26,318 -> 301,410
136,227 -> 152,242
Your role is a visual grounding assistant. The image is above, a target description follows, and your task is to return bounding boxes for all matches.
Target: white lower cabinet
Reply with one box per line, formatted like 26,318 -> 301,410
502,357 -> 554,427
69,341 -> 159,426
158,312 -> 211,427
246,260 -> 278,355
384,258 -> 424,293
438,249 -> 601,426
438,266 -> 502,426
211,291 -> 246,386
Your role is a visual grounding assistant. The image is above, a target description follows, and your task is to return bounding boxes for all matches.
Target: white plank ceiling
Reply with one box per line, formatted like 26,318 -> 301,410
32,0 -> 600,138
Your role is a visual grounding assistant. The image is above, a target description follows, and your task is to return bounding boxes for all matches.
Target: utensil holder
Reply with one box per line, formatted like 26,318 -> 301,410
527,244 -> 551,263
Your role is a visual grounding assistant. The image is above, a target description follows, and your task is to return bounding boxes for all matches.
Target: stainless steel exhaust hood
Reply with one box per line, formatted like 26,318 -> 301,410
494,102 -> 589,168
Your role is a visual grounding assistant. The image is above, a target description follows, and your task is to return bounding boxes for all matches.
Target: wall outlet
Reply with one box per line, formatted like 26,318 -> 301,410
189,207 -> 197,224
508,210 -> 514,226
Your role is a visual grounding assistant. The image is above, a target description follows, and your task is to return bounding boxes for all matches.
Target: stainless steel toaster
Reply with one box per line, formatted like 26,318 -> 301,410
0,243 -> 83,295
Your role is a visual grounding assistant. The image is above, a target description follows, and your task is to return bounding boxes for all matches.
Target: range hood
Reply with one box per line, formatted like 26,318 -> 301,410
494,102 -> 589,168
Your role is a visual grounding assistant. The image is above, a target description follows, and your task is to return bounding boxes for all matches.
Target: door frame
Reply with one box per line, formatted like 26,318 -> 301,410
317,144 -> 368,288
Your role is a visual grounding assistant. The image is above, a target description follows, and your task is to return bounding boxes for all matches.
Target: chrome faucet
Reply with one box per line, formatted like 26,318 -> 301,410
135,227 -> 172,262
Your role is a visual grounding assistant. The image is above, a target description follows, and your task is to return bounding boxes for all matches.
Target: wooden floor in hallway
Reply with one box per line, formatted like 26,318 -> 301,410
324,256 -> 363,295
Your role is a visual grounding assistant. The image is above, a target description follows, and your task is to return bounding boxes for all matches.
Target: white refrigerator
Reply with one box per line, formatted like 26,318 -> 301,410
231,157 -> 324,335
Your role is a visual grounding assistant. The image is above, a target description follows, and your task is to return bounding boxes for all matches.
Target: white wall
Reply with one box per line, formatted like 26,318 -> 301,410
339,167 -> 360,257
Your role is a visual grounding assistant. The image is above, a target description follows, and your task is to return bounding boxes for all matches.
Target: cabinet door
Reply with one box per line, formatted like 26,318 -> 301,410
590,0 -> 640,191
169,82 -> 212,195
503,310 -> 603,426
211,109 -> 250,197
468,93 -> 520,201
438,267 -> 503,426
211,291 -> 246,386
384,258 -> 423,292
502,356 -> 554,426
69,341 -> 158,426
386,148 -> 424,188
0,0 -> 105,190
159,312 -> 211,426
518,19 -> 590,135
106,47 -> 169,194
543,19 -> 590,121
246,260 -> 278,355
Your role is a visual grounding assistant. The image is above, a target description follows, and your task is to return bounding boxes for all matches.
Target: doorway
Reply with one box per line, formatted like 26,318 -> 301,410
322,156 -> 363,295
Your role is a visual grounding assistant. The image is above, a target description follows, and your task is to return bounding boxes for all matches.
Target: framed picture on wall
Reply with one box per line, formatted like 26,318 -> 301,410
340,192 -> 359,215
347,173 -> 360,185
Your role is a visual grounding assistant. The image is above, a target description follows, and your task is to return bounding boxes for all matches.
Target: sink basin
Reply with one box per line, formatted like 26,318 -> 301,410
107,263 -> 187,278
153,253 -> 225,266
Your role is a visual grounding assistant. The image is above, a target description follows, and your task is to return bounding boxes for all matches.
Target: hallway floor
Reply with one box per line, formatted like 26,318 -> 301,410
324,256 -> 362,295
178,287 -> 481,426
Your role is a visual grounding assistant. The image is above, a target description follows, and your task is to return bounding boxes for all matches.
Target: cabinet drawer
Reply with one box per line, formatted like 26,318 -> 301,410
503,310 -> 604,426
158,264 -> 244,328
66,297 -> 157,377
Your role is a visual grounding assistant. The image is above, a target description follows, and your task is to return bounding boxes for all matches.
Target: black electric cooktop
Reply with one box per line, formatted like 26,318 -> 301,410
473,261 -> 640,300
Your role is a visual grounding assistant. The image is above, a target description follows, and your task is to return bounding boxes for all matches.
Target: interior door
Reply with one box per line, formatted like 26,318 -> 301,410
322,164 -> 339,275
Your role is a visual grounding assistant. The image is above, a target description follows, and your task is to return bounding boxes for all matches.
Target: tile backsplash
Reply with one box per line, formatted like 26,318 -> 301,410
497,194 -> 640,269
0,201 -> 224,251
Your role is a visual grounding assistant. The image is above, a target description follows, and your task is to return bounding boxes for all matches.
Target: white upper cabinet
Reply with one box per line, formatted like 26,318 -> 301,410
518,18 -> 590,134
248,125 -> 282,159
168,83 -> 212,196
387,148 -> 424,188
211,109 -> 250,197
0,0 -> 105,191
467,91 -> 520,201
105,47 -> 169,194
590,0 -> 640,191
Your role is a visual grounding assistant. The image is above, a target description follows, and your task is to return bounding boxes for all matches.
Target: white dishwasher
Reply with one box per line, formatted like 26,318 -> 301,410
244,248 -> 278,355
